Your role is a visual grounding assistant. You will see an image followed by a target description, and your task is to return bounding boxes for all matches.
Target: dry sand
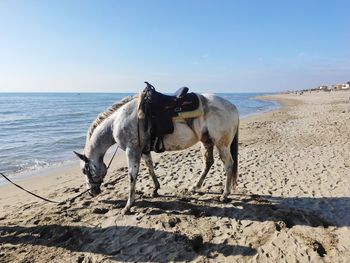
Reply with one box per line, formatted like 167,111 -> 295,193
1,91 -> 350,262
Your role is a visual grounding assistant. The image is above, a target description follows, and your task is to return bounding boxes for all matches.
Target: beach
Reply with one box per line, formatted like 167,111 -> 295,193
1,91 -> 349,262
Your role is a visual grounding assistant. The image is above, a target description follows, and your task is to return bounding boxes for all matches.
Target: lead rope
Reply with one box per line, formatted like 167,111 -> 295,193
107,145 -> 119,170
0,172 -> 89,204
0,145 -> 120,205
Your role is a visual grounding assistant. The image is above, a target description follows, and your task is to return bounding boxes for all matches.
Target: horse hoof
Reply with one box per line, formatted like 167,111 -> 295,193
121,207 -> 131,215
190,186 -> 198,193
232,184 -> 237,191
152,191 -> 159,197
220,195 -> 229,203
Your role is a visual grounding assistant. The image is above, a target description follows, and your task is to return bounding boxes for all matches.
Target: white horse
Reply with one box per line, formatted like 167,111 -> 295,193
74,91 -> 239,214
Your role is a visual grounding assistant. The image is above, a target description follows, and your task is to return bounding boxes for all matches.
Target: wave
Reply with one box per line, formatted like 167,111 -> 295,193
0,114 -> 32,123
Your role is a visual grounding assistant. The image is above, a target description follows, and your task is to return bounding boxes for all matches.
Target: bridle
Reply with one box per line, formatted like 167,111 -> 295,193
83,145 -> 119,187
83,160 -> 101,186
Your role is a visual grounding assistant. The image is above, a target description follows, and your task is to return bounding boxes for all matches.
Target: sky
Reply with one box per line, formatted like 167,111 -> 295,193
0,0 -> 349,93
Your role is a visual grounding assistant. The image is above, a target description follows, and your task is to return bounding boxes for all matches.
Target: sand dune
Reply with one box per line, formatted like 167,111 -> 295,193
1,91 -> 349,262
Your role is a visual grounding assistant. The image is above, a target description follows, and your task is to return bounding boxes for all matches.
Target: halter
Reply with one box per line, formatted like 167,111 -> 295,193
84,145 -> 119,186
83,160 -> 100,185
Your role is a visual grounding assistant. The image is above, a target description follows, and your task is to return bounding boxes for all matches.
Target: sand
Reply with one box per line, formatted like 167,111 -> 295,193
1,91 -> 349,262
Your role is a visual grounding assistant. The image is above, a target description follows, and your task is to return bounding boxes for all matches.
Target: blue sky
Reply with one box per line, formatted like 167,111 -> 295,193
0,0 -> 349,93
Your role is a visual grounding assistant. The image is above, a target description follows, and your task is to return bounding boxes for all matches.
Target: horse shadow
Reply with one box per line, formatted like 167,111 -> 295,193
124,193 -> 350,228
3,194 -> 348,261
0,224 -> 256,262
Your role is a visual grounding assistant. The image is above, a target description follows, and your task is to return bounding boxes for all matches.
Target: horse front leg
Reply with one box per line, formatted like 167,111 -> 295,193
122,149 -> 141,215
142,153 -> 160,197
190,141 -> 214,193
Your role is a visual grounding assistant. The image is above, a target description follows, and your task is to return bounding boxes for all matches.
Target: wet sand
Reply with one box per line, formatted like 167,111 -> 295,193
1,91 -> 349,262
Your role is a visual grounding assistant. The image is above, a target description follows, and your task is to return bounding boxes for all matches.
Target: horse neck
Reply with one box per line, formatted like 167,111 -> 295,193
84,118 -> 115,162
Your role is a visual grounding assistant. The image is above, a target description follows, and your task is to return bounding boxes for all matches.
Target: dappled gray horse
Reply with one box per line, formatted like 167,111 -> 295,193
74,87 -> 239,214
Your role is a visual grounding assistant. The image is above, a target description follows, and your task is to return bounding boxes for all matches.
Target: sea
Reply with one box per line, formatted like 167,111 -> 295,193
0,92 -> 278,180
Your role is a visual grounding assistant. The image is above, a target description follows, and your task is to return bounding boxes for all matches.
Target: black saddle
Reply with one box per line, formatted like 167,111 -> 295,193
141,81 -> 199,115
174,86 -> 189,98
139,82 -> 200,153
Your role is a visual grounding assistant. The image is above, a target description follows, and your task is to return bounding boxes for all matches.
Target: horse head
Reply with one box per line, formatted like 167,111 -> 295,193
74,151 -> 107,196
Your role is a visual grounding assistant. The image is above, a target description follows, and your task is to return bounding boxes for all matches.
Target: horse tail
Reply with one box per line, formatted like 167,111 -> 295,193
230,126 -> 239,190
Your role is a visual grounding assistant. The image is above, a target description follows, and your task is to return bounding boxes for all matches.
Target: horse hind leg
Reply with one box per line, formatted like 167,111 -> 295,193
191,139 -> 214,192
231,129 -> 239,191
142,153 -> 160,197
217,146 -> 234,202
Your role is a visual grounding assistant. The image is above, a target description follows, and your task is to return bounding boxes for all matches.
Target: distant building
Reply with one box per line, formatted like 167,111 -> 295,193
341,83 -> 350,90
333,83 -> 350,91
319,85 -> 329,90
319,85 -> 333,91
309,82 -> 349,93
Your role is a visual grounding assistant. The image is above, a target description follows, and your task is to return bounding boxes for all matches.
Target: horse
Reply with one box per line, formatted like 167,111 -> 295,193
74,89 -> 239,214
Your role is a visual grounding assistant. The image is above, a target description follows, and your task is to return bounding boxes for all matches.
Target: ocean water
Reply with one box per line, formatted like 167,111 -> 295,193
0,92 -> 278,178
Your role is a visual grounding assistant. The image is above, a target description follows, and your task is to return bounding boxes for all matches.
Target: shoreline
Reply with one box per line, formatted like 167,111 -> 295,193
1,91 -> 349,262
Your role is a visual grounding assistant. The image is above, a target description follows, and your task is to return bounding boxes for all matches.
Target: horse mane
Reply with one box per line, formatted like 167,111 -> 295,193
87,95 -> 138,139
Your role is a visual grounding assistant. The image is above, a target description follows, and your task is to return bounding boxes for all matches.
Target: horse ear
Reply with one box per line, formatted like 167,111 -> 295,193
73,151 -> 88,162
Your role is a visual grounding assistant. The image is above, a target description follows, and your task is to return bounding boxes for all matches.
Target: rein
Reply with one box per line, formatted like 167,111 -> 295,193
0,145 -> 120,205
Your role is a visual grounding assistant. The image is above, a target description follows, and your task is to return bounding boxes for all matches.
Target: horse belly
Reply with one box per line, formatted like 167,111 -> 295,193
163,122 -> 198,151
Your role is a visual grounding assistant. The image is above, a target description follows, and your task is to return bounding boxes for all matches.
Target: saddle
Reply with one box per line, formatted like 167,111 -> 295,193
138,82 -> 201,153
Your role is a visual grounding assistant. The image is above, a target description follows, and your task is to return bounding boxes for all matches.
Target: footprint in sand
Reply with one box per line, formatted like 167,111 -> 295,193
92,208 -> 109,214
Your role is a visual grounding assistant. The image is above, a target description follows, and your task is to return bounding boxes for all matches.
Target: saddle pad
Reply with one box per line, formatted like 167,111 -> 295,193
172,94 -> 204,120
